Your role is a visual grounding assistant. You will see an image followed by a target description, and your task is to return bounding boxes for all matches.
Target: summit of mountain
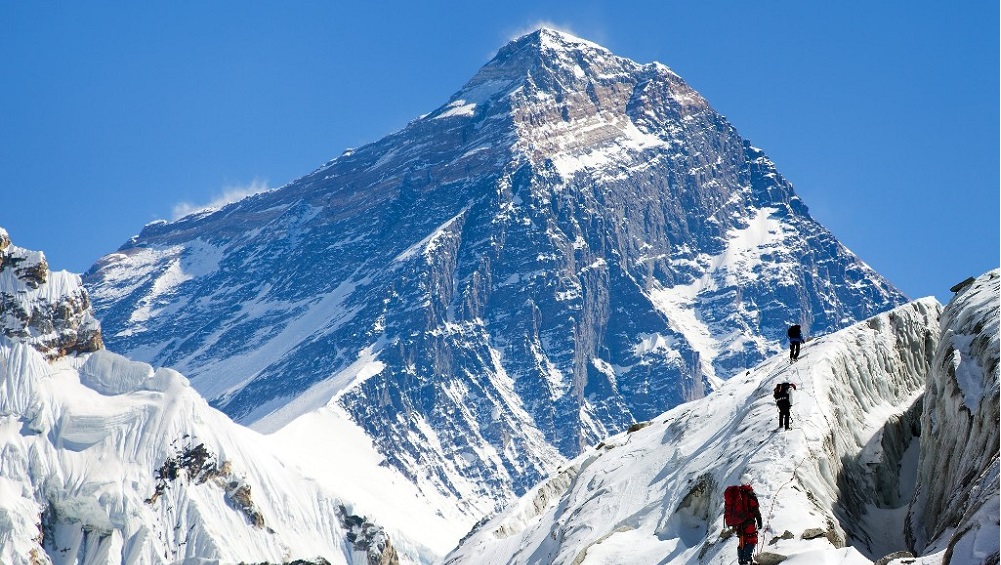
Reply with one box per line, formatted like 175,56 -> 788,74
84,28 -> 907,520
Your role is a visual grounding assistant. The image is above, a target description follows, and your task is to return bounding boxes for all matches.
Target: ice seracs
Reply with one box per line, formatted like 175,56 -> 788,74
906,269 -> 1000,564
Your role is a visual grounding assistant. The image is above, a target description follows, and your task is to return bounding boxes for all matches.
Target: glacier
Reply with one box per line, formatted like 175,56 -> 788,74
443,270 -> 999,564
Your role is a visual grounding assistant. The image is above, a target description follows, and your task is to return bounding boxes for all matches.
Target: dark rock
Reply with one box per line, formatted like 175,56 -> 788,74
874,551 -> 914,565
755,552 -> 788,565
0,233 -> 103,359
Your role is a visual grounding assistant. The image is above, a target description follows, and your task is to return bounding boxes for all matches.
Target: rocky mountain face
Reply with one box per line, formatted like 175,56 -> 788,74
84,29 -> 906,516
0,231 -> 410,565
0,227 -> 102,359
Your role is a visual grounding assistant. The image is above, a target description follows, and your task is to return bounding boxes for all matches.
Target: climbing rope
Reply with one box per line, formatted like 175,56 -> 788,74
759,447 -> 812,556
758,361 -> 813,557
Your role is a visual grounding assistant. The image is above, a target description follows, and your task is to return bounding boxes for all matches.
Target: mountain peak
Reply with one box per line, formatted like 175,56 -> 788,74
457,27 -> 624,101
517,27 -> 607,53
84,27 -> 909,537
0,227 -> 102,359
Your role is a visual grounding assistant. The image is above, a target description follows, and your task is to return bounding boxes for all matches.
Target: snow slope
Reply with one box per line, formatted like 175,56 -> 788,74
443,298 -> 942,565
0,231 -> 433,564
0,342 -> 417,564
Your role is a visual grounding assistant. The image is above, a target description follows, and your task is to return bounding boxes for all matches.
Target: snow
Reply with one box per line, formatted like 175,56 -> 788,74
444,298 -> 942,564
544,116 -> 670,179
395,205 -> 471,263
645,206 -> 792,381
779,547 -> 874,565
79,350 -> 159,395
252,341 -> 386,432
0,340 -> 376,564
98,239 -> 227,329
536,27 -> 609,54
436,100 -> 477,119
185,275 -> 366,403
262,404 -> 463,562
950,333 -> 986,412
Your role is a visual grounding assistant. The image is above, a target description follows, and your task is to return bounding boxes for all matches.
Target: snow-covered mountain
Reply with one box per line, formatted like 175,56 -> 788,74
0,231 -> 452,564
84,28 -> 906,520
443,270 -> 999,564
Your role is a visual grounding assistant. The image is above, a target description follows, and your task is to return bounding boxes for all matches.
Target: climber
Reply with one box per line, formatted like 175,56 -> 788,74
724,482 -> 763,565
787,324 -> 804,363
774,382 -> 797,430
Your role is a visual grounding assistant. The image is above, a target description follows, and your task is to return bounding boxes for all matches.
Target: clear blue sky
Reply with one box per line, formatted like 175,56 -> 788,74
2,2 -> 997,305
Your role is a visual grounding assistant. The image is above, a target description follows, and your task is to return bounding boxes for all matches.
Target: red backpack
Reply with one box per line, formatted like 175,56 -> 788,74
723,484 -> 757,527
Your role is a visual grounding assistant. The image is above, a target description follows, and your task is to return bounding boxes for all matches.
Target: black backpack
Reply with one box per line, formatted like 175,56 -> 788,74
787,325 -> 801,339
773,383 -> 791,402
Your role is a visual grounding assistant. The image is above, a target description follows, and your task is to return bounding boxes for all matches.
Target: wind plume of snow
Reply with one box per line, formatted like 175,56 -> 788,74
172,178 -> 272,220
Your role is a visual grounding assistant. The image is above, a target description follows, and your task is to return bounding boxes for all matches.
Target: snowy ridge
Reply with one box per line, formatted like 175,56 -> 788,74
0,233 -> 434,564
444,298 -> 942,565
0,343 -> 380,564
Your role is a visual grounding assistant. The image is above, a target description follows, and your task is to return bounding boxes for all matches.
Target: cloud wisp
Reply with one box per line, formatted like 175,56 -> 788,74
172,179 -> 272,220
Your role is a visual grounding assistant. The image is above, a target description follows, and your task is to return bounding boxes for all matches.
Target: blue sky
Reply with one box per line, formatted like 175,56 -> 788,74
1,2 -> 997,305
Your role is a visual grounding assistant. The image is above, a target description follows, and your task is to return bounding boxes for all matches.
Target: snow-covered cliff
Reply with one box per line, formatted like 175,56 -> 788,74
443,298 -> 944,564
0,227 -> 102,359
907,270 -> 999,564
0,231 -> 435,564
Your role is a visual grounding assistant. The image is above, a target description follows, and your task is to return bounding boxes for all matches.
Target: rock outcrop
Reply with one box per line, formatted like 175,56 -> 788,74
0,227 -> 102,359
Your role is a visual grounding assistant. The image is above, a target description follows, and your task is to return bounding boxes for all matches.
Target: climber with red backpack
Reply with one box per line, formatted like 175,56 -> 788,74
724,483 -> 763,565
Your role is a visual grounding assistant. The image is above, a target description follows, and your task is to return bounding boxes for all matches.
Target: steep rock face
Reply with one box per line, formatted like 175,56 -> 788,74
0,227 -> 102,359
85,29 -> 906,514
442,299 -> 941,564
907,269 -> 1000,563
